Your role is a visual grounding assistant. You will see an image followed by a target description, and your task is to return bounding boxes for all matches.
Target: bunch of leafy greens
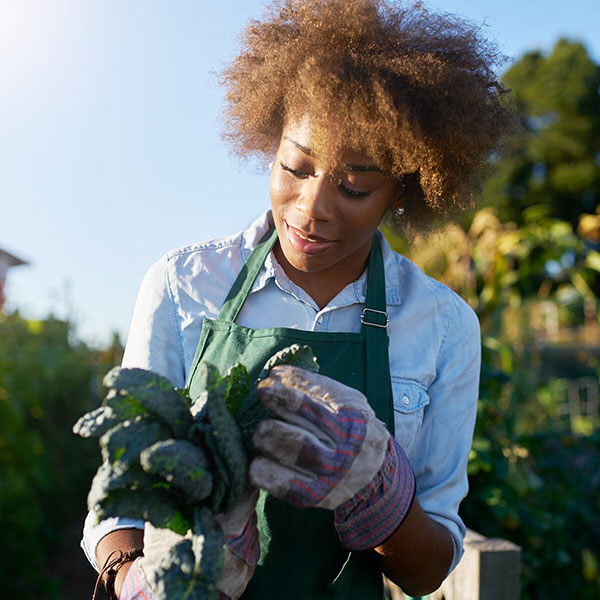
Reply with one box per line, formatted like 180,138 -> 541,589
73,344 -> 318,600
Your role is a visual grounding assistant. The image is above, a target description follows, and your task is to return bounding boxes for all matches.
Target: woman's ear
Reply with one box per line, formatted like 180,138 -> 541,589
390,178 -> 406,214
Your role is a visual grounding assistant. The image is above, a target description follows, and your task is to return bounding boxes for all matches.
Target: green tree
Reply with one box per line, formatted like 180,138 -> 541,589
484,39 -> 600,227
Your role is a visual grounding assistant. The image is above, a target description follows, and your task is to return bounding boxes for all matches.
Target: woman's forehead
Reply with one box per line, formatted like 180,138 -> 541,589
280,116 -> 380,169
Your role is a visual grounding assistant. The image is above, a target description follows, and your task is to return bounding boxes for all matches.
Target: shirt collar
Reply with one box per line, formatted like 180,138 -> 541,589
241,210 -> 402,307
239,210 -> 277,295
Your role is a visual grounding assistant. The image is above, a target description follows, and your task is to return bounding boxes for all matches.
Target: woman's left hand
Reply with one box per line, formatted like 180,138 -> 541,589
250,365 -> 416,551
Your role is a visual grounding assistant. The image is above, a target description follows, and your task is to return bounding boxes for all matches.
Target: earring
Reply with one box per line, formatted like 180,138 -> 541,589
396,206 -> 405,216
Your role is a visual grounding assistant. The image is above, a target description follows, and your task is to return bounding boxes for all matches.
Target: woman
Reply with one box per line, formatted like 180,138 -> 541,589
82,1 -> 516,598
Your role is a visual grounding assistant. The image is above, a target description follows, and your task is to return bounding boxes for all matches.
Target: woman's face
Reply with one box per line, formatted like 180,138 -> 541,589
270,117 -> 402,302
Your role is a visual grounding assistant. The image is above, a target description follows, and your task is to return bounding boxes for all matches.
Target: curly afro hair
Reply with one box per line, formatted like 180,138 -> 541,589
220,0 -> 518,231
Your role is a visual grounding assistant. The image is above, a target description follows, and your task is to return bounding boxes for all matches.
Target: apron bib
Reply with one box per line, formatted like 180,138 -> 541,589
186,228 -> 394,599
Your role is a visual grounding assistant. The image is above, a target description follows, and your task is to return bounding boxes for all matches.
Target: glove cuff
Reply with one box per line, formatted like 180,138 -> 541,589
333,436 -> 415,551
224,512 -> 260,567
119,558 -> 154,600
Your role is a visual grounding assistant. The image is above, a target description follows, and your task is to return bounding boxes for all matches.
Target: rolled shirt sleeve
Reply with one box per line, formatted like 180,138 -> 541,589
405,294 -> 480,574
81,512 -> 146,572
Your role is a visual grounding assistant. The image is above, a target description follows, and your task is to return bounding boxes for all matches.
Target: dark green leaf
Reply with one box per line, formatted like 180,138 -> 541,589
235,388 -> 273,453
104,367 -> 193,438
140,439 -> 213,503
201,364 -> 247,512
202,424 -> 231,514
192,506 -> 224,585
258,344 -> 319,381
153,537 -> 215,600
97,488 -> 191,535
103,366 -> 175,392
73,405 -> 119,438
104,390 -> 150,420
87,461 -> 160,510
100,416 -> 170,466
223,363 -> 251,416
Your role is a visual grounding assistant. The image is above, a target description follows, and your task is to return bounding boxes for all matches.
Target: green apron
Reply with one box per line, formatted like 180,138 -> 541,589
186,228 -> 395,599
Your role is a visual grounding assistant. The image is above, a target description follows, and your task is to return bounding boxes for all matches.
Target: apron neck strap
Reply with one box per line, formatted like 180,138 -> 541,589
218,227 -> 278,323
361,237 -> 395,436
360,236 -> 388,329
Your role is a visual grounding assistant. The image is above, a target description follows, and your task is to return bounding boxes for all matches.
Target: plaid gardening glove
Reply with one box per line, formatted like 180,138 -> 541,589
119,548 -> 157,600
214,486 -> 260,600
122,486 -> 259,600
250,365 -> 416,551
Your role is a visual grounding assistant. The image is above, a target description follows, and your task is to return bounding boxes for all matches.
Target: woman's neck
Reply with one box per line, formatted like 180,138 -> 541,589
272,242 -> 369,310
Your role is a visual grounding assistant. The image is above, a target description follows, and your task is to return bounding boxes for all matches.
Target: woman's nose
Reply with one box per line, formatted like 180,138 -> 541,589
295,174 -> 335,221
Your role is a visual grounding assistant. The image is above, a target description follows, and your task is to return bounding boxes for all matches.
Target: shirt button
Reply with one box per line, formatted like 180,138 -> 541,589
317,316 -> 323,324
402,394 -> 410,405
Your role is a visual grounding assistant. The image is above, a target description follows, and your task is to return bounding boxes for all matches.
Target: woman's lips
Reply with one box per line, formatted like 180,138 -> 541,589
286,222 -> 337,255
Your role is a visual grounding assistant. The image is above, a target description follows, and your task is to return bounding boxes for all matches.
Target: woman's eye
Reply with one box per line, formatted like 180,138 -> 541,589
339,183 -> 370,198
280,162 -> 371,197
280,162 -> 309,179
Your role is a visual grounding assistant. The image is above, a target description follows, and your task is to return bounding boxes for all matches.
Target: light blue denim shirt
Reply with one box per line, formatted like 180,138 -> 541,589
82,210 -> 480,575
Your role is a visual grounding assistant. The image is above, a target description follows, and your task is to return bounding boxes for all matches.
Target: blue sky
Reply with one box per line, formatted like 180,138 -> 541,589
2,0 -> 599,346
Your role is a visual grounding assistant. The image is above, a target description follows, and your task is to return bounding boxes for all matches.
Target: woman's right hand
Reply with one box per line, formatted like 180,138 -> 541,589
129,486 -> 259,600
214,486 -> 260,600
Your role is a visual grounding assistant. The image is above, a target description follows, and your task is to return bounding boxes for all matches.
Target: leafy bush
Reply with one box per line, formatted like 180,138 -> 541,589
0,312 -> 114,599
463,340 -> 600,599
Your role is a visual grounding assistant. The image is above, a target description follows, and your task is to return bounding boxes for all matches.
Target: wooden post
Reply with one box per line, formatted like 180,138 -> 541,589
384,529 -> 521,600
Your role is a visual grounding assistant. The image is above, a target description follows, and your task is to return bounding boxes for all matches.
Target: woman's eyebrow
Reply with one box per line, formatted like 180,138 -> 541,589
284,136 -> 313,156
343,163 -> 383,173
283,137 -> 382,173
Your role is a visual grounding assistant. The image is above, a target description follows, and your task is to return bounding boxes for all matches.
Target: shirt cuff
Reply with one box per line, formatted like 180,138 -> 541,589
426,512 -> 464,576
81,509 -> 145,572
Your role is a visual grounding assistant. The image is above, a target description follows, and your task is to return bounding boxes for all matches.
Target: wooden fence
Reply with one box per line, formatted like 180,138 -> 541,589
384,529 -> 521,600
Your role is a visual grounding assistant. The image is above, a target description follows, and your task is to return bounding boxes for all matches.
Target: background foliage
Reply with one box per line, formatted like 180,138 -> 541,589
0,313 -> 119,599
385,37 -> 600,599
466,45 -> 600,600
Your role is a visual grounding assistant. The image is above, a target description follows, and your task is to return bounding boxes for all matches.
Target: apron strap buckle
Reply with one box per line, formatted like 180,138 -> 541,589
360,308 -> 389,328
